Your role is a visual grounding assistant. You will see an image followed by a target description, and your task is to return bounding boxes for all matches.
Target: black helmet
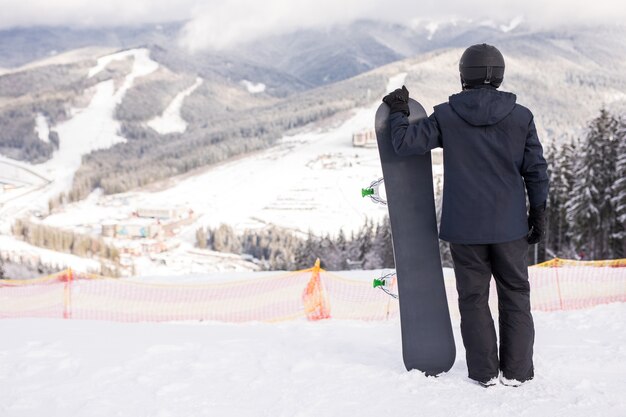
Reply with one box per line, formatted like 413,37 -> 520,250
459,43 -> 505,89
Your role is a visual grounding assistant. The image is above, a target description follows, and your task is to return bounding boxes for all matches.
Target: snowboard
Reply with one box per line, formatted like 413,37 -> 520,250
375,99 -> 456,376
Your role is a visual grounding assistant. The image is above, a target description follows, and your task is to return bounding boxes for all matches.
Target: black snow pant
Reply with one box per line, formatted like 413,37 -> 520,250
450,238 -> 534,383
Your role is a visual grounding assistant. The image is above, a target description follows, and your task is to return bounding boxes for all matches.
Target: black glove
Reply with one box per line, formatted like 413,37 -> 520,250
527,203 -> 546,245
382,85 -> 410,116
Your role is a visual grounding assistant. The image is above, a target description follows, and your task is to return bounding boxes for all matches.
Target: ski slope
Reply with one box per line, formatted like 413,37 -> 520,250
42,49 -> 159,196
0,303 -> 624,417
43,74 -> 420,242
0,49 -> 159,221
148,77 -> 203,134
20,72 -> 442,275
240,79 -> 267,94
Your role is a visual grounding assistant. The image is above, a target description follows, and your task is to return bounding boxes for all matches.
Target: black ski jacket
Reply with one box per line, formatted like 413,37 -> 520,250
389,86 -> 549,244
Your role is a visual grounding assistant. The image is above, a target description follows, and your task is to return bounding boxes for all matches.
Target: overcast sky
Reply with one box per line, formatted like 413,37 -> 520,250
0,0 -> 624,50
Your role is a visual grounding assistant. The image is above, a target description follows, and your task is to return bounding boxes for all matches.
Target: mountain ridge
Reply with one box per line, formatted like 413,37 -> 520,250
0,21 -> 624,199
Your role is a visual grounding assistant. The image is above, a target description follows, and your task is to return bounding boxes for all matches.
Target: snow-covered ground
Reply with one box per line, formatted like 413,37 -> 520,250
0,303 -> 624,417
0,49 -> 159,221
148,77 -> 203,134
0,157 -> 50,212
0,235 -> 100,273
0,70 -> 443,276
42,73 -> 417,238
41,49 -> 158,198
0,49 -> 169,273
34,113 -> 50,143
240,79 -> 267,94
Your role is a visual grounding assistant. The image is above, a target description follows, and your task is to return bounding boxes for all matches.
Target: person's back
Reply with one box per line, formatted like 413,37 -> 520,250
382,43 -> 549,387
432,86 -> 546,243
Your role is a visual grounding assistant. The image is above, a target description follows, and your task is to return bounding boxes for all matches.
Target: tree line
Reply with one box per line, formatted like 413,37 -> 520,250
0,253 -> 60,280
68,71 -> 386,201
0,57 -> 131,163
196,219 -> 396,271
196,215 -> 455,271
541,108 -> 625,260
12,219 -> 120,262
0,106 -> 58,163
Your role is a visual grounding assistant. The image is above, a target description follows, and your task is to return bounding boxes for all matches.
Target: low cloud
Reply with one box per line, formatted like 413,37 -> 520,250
0,0 -> 198,29
0,0 -> 624,51
179,0 -> 626,50
178,0 -> 376,51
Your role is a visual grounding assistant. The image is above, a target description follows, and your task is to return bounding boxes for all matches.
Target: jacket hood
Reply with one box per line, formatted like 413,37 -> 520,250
449,87 -> 517,126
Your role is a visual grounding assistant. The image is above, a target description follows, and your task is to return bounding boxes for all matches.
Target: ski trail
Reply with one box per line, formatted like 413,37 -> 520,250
386,73 -> 408,91
23,49 -> 159,210
136,73 -> 410,236
34,114 -> 50,143
148,77 -> 203,134
0,49 -> 159,220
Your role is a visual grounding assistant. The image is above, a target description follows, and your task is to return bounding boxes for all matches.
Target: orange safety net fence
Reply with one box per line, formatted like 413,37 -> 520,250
1,258 -> 624,323
0,269 -> 314,323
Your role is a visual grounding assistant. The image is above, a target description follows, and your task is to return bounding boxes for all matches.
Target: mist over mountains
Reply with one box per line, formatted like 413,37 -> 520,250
4,19 -> 624,91
0,19 -> 625,200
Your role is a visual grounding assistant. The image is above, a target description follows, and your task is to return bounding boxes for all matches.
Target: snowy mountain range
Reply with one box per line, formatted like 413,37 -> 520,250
0,19 -> 625,276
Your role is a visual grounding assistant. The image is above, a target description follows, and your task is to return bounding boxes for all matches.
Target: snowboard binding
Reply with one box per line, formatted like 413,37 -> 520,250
362,177 -> 387,206
372,271 -> 398,299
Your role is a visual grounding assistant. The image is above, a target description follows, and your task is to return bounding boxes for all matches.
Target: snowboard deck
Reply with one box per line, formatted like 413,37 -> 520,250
375,99 -> 455,376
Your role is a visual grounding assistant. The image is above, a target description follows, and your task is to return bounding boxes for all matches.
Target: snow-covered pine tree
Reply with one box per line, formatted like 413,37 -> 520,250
545,136 -> 577,258
294,232 -> 319,269
610,116 -> 626,257
363,223 -> 384,270
343,219 -> 374,269
566,109 -> 619,259
319,233 -> 342,270
545,140 -> 558,258
210,224 -> 242,253
195,228 -> 208,249
336,229 -> 347,253
333,229 -> 351,270
358,219 -> 374,261
343,230 -> 362,269
376,216 -> 394,268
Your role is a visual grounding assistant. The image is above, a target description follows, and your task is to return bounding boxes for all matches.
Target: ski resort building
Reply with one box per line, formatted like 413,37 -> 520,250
136,207 -> 190,221
0,181 -> 20,193
100,219 -> 163,240
352,129 -> 376,147
101,207 -> 193,240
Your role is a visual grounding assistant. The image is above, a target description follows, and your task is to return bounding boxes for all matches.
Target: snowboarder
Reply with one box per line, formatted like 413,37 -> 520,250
382,44 -> 549,387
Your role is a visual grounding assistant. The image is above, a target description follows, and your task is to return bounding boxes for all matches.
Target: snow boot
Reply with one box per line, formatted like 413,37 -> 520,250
500,374 -> 532,387
476,377 -> 498,388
